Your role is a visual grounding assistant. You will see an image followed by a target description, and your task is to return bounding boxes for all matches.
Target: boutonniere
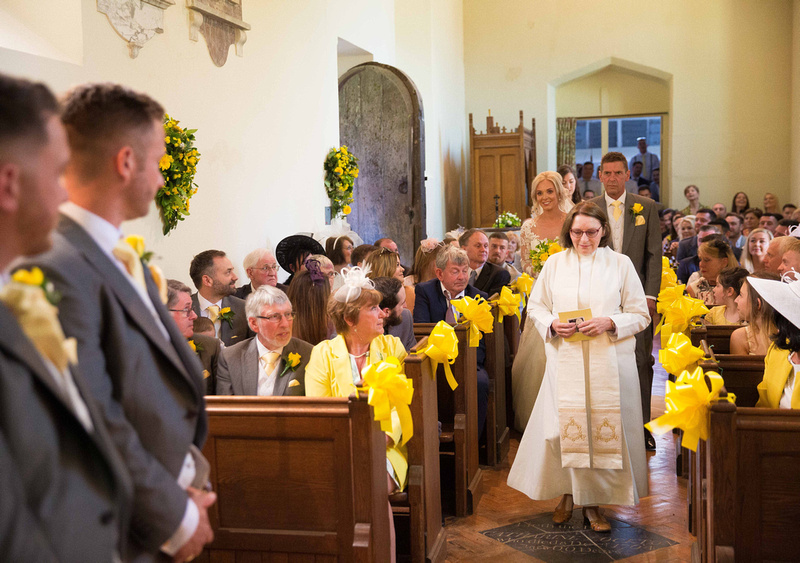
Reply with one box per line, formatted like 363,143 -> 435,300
218,307 -> 235,328
188,339 -> 204,354
630,203 -> 646,226
124,235 -> 168,303
11,267 -> 61,305
279,352 -> 302,377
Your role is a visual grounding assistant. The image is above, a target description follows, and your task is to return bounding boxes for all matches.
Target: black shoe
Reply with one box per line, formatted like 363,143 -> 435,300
644,430 -> 656,451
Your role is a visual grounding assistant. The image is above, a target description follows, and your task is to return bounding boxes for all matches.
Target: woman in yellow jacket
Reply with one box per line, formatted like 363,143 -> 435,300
749,275 -> 800,409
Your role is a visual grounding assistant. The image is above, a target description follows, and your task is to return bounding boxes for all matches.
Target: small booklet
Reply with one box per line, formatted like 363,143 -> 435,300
558,308 -> 593,342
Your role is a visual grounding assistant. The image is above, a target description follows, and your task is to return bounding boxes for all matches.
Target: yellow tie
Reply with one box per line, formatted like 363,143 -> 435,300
112,238 -> 146,292
612,200 -> 623,221
206,305 -> 220,323
261,351 -> 281,375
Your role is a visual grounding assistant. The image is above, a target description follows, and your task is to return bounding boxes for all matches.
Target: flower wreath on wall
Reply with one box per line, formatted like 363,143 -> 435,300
155,115 -> 201,235
323,146 -> 359,219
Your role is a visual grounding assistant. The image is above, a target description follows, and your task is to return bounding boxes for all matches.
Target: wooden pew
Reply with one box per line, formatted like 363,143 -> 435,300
483,301 -> 510,466
698,402 -> 800,562
399,338 -> 446,563
690,324 -> 739,355
413,322 -> 482,517
199,395 -> 391,562
503,306 -> 521,431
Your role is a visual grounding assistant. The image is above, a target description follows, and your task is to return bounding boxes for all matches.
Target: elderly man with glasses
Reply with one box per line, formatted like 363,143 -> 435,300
235,248 -> 287,300
216,285 -> 313,396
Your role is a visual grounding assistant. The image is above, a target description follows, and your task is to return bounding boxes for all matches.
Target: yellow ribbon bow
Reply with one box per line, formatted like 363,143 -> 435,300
645,366 -> 735,452
515,273 -> 534,307
451,295 -> 493,347
360,357 -> 414,446
419,320 -> 460,390
490,286 -> 521,324
659,333 -> 705,376
655,285 -> 709,345
660,257 -> 678,291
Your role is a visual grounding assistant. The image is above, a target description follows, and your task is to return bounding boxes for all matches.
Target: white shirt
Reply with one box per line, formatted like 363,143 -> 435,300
440,282 -> 465,321
780,356 -> 800,409
196,292 -> 223,337
470,264 -> 484,285
630,152 -> 660,182
604,190 -> 627,254
255,338 -> 284,396
577,178 -> 602,196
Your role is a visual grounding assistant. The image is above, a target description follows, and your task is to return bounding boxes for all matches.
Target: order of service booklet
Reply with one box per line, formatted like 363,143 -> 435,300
558,308 -> 593,342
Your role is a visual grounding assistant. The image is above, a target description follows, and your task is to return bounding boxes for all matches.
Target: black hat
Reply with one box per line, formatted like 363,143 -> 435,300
275,235 -> 325,274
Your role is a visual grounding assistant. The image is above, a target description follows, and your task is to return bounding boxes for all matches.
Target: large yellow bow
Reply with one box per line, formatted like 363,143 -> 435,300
660,257 -> 678,291
419,321 -> 459,390
490,286 -> 521,324
645,366 -> 734,452
451,295 -> 494,347
659,332 -> 705,376
655,285 -> 709,345
360,357 -> 414,446
515,273 -> 534,307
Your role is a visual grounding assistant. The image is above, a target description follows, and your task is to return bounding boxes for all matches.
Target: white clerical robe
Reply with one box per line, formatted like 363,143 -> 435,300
507,246 -> 650,506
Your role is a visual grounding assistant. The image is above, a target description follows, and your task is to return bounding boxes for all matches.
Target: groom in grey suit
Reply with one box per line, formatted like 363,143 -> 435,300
217,285 -> 312,396
0,73 -> 132,561
21,83 -> 216,561
591,152 -> 662,450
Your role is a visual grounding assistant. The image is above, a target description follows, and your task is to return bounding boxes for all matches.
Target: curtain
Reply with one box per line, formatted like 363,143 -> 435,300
556,117 -> 577,168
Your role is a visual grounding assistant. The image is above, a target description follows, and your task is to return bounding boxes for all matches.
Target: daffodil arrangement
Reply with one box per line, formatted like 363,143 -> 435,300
529,239 -> 563,275
323,146 -> 359,219
217,307 -> 234,328
493,211 -> 522,228
156,114 -> 200,235
11,267 -> 61,305
279,352 -> 302,377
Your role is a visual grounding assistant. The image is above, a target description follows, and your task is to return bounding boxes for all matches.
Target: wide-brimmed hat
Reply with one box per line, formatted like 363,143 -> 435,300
748,274 -> 800,329
275,235 -> 324,273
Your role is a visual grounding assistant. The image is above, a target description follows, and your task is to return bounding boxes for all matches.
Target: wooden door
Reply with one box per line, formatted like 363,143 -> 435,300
338,63 -> 425,265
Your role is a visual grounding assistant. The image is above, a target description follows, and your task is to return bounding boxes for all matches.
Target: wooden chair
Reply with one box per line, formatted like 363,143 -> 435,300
199,395 -> 391,562
697,402 -> 800,562
503,305 -> 521,430
413,322 -> 482,516
397,338 -> 447,563
690,324 -> 739,355
483,302 -> 510,466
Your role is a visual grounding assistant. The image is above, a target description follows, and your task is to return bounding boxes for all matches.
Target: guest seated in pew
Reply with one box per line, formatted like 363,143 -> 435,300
750,273 -> 800,408
686,236 -> 738,305
404,238 -> 444,315
286,257 -> 334,345
275,234 -> 325,287
326,235 -> 354,274
168,279 -> 226,395
307,253 -> 336,289
216,285 -> 312,396
373,276 -> 416,351
704,267 -> 749,325
777,237 -> 800,276
364,246 -> 409,311
351,243 -> 378,267
413,245 -> 491,437
193,317 -> 216,338
235,248 -> 287,300
740,227 -> 773,273
459,228 -> 511,297
731,272 -> 781,355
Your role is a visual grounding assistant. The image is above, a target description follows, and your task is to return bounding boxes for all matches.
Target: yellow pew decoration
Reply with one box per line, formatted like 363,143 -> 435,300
490,286 -> 521,324
451,295 -> 494,347
660,256 -> 678,291
645,366 -> 735,452
360,357 -> 414,446
419,320 -> 459,390
514,273 -> 534,308
659,332 -> 705,376
655,283 -> 709,345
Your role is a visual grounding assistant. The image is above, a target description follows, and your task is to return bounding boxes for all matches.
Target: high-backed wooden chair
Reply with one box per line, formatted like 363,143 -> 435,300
484,301 -> 510,466
413,322 -> 482,516
199,395 -> 391,562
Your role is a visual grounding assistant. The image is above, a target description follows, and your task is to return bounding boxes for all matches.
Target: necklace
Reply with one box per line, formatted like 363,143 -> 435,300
349,351 -> 369,359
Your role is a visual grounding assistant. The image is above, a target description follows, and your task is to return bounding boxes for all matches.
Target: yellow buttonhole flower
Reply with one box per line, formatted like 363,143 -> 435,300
12,267 -> 44,286
125,235 -> 146,257
343,205 -> 352,215
632,203 -> 644,213
188,340 -> 197,353
287,352 -> 301,368
219,307 -> 231,315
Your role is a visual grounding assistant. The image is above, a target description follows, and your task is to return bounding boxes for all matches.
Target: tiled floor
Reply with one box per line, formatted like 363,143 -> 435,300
443,337 -> 694,562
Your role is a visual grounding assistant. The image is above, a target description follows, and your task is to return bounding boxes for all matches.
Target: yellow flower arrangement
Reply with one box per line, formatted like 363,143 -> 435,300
324,145 -> 359,219
155,114 -> 201,235
529,238 -> 564,274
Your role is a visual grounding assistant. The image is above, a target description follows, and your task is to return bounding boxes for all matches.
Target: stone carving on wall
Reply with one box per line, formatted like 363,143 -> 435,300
97,0 -> 175,58
186,0 -> 250,67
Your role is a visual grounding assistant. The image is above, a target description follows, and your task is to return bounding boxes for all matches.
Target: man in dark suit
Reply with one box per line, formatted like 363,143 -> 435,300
591,152 -> 662,451
676,208 -> 716,262
413,245 -> 490,435
0,73 -> 133,562
190,249 -> 251,346
167,279 -> 226,395
217,285 -> 312,396
459,228 -> 511,297
234,248 -> 287,300
22,82 -> 215,561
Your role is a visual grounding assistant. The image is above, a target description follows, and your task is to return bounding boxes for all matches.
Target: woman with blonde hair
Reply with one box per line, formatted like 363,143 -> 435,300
403,238 -> 443,314
731,272 -> 780,355
740,228 -> 773,273
686,236 -> 738,305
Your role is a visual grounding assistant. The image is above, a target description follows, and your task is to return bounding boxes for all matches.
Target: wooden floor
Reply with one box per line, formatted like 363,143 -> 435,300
443,338 -> 694,562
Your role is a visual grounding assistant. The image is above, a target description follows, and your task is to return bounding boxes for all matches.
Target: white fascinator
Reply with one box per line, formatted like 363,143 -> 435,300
333,265 -> 374,303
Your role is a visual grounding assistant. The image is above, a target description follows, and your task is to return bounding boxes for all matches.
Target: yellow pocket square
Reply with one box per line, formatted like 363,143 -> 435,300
288,379 -> 300,387
635,215 -> 646,226
202,370 -> 210,379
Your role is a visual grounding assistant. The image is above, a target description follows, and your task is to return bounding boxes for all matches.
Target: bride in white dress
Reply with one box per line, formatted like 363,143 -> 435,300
512,171 -> 573,431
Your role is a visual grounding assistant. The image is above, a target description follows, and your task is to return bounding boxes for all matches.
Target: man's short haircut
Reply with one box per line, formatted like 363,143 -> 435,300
725,212 -> 744,224
351,244 -> 378,266
637,186 -> 651,194
245,285 -> 290,318
243,248 -> 274,271
0,74 -> 58,152
631,161 -> 643,170
707,218 -> 729,233
696,208 -> 716,219
745,207 -> 764,219
189,249 -> 227,289
763,213 -> 783,223
783,203 -> 797,211
372,276 -> 403,310
166,278 -> 192,309
60,83 -> 164,180
374,238 -> 395,248
600,151 -> 628,172
435,245 -> 469,270
193,317 -> 215,333
458,228 -> 485,247
488,231 -> 509,242
778,218 -> 799,228
583,161 -> 594,167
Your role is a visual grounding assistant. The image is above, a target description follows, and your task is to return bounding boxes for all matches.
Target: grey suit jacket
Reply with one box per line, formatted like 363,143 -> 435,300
191,333 -> 227,395
191,293 -> 251,346
20,214 -> 207,558
0,303 -> 133,561
216,336 -> 312,396
387,308 -> 417,351
590,193 -> 662,298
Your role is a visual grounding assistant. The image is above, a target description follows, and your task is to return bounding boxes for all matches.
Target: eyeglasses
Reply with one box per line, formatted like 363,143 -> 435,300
255,312 -> 295,323
252,264 -> 279,272
169,307 -> 194,317
569,229 -> 601,239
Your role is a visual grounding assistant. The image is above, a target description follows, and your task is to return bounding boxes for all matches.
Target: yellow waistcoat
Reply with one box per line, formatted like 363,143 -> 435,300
756,343 -> 798,409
